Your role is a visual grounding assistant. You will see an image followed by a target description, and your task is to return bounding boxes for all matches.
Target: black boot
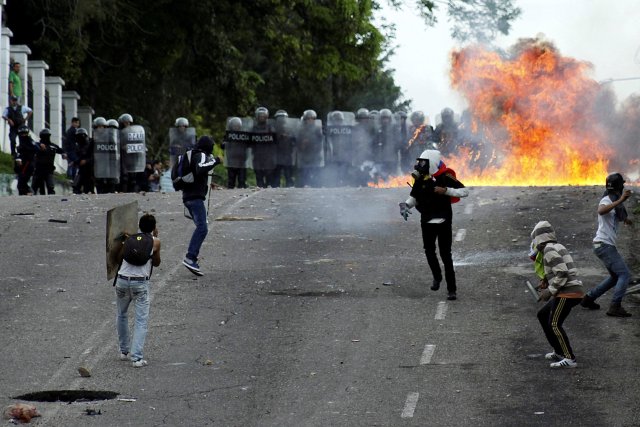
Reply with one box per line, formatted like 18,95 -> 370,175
430,280 -> 441,291
580,294 -> 600,310
606,302 -> 632,317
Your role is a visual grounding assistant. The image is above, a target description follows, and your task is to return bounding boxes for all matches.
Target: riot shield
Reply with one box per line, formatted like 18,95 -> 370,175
275,117 -> 299,167
93,128 -> 120,179
325,111 -> 355,163
169,127 -> 196,169
120,124 -> 146,173
251,118 -> 277,170
296,119 -> 324,168
223,117 -> 252,169
105,201 -> 138,280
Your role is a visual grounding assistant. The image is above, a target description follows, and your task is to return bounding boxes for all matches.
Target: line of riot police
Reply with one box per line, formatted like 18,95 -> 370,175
210,106 -> 467,188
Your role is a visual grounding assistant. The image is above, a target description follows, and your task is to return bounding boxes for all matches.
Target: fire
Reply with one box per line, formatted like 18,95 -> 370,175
373,38 -> 612,188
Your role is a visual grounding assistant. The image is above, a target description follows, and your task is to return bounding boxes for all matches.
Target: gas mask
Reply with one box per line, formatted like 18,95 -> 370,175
412,159 -> 430,180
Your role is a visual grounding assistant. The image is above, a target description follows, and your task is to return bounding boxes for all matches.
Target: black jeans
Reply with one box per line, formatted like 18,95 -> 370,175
421,220 -> 456,293
537,297 -> 581,359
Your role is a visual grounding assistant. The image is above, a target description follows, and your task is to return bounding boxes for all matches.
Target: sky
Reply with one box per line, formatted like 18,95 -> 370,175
382,0 -> 640,122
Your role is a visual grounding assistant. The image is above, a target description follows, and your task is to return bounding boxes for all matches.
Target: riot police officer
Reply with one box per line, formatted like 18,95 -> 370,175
74,128 -> 95,193
223,116 -> 249,189
32,128 -> 66,195
251,107 -> 277,188
296,110 -> 324,187
14,125 -> 38,195
274,110 -> 297,188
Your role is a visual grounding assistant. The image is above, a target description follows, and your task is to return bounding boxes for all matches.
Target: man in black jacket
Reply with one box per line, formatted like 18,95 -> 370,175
32,129 -> 67,195
399,149 -> 468,300
14,125 -> 38,195
181,136 -> 220,276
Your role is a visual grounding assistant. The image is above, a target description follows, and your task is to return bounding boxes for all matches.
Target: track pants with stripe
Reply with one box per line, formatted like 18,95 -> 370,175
537,297 -> 581,360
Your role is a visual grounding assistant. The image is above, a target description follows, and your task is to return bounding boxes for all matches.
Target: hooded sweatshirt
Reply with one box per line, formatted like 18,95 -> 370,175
530,221 -> 584,297
182,136 -> 218,202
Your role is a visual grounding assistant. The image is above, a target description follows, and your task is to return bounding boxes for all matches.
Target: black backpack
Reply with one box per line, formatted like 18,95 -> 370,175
122,233 -> 154,266
171,150 -> 195,191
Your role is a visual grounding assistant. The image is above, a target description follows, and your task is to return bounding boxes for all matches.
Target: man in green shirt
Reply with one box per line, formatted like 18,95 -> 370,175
9,62 -> 22,102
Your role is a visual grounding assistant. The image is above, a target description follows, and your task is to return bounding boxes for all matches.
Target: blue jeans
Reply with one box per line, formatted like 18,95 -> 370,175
116,278 -> 150,361
184,199 -> 208,261
588,243 -> 630,304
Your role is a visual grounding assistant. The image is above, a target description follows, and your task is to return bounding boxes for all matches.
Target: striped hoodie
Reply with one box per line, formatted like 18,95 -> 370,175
530,221 -> 584,297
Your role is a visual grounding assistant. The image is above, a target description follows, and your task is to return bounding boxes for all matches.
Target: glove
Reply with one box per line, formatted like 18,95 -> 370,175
538,288 -> 552,302
399,202 -> 412,221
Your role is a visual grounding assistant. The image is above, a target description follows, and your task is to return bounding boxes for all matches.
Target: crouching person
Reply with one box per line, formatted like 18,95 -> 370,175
531,220 -> 584,369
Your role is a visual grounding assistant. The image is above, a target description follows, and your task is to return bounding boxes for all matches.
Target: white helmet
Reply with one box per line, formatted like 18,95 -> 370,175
175,117 -> 189,127
416,149 -> 443,176
118,113 -> 133,125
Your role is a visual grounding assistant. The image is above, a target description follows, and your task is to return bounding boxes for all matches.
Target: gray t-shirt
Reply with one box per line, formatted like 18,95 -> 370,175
593,195 -> 618,246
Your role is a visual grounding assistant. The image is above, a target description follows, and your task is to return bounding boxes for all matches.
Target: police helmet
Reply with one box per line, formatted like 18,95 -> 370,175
606,173 -> 625,193
18,125 -> 30,134
410,111 -> 425,126
92,117 -> 107,128
355,108 -> 370,120
302,110 -> 317,120
369,110 -> 380,117
39,128 -> 51,138
441,107 -> 454,120
396,111 -> 408,119
380,109 -> 393,120
330,111 -> 344,122
255,107 -> 269,119
118,113 -> 133,125
107,119 -> 119,128
274,110 -> 288,118
227,117 -> 243,131
175,117 -> 189,127
76,127 -> 89,137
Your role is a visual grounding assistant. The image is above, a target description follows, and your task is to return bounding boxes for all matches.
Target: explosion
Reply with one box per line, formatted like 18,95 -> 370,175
375,37 -> 616,187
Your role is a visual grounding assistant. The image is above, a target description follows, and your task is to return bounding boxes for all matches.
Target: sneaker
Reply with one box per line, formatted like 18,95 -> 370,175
545,352 -> 562,361
182,257 -> 203,276
580,295 -> 600,310
119,352 -> 129,361
430,280 -> 441,291
606,303 -> 632,317
132,359 -> 148,368
447,292 -> 457,301
550,358 -> 577,368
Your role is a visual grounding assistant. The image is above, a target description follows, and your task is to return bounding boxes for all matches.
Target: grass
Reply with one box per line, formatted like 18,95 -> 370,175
0,151 -> 14,174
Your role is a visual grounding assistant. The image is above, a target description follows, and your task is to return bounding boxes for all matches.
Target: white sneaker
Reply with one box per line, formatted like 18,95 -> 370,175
550,358 -> 577,368
132,359 -> 148,368
545,352 -> 562,361
119,352 -> 129,361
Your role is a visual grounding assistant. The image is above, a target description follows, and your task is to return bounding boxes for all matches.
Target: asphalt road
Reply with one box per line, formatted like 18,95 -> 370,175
0,186 -> 639,426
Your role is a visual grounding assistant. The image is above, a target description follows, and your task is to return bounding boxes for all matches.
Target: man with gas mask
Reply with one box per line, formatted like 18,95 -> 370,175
581,173 -> 634,317
399,149 -> 468,300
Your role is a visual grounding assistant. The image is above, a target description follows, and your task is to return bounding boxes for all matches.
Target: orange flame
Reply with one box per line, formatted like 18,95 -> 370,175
373,38 -> 612,187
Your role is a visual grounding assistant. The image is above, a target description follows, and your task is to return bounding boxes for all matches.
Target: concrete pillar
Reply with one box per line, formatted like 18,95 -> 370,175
27,60 -> 49,134
77,106 -> 95,135
1,27 -> 12,155
45,76 -> 66,172
62,91 -> 81,129
9,45 -> 31,106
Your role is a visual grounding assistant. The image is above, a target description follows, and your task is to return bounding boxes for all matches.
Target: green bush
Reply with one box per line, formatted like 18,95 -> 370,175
0,151 -> 14,174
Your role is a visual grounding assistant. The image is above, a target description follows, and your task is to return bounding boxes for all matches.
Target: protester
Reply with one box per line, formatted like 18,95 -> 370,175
115,213 -> 161,368
530,220 -> 584,369
399,149 -> 468,300
178,136 -> 220,276
581,173 -> 634,317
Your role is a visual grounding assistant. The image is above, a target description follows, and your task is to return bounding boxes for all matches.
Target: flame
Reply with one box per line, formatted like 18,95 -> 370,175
373,38 -> 612,188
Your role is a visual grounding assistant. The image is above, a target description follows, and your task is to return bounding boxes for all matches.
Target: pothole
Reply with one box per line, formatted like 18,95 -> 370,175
14,390 -> 119,403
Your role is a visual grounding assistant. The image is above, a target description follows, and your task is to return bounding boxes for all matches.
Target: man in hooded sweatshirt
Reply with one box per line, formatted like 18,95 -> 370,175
181,136 -> 220,276
530,220 -> 584,369
580,173 -> 633,317
398,149 -> 468,300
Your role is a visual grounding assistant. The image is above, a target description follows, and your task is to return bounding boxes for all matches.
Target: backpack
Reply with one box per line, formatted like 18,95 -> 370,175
122,233 -> 154,266
171,150 -> 195,191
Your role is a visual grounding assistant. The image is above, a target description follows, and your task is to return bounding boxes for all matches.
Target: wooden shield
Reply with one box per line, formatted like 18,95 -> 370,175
106,201 -> 139,280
